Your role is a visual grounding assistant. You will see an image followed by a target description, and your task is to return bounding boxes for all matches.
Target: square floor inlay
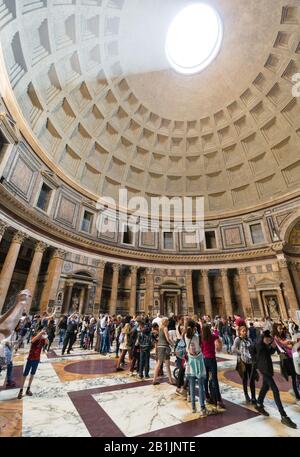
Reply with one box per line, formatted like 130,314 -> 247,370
93,383 -> 194,437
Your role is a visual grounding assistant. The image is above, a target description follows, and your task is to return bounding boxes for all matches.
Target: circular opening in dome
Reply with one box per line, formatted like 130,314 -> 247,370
166,3 -> 223,75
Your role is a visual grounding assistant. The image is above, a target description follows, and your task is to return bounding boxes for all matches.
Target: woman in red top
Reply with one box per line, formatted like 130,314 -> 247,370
201,324 -> 226,410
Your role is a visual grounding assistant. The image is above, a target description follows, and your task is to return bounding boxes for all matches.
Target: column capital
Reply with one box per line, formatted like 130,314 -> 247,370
34,241 -> 48,253
12,231 -> 28,244
97,260 -> 106,269
220,268 -> 228,277
130,265 -> 139,274
238,267 -> 248,275
66,281 -> 75,287
145,267 -> 154,275
112,263 -> 120,273
52,248 -> 66,260
201,270 -> 209,277
0,221 -> 8,236
278,257 -> 288,269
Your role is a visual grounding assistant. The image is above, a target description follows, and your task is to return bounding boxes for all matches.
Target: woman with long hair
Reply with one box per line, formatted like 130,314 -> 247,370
232,325 -> 257,404
152,317 -> 176,385
201,323 -> 226,410
274,323 -> 300,402
185,320 -> 207,416
116,316 -> 132,371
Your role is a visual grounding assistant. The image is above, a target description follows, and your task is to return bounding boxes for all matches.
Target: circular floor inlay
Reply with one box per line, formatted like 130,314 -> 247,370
64,359 -> 121,375
165,3 -> 223,74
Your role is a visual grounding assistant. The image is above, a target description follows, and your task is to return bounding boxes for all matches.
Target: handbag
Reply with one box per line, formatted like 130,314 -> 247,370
276,342 -> 291,381
236,357 -> 246,379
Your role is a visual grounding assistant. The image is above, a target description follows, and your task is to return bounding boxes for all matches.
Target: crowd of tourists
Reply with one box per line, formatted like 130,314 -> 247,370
1,309 -> 300,429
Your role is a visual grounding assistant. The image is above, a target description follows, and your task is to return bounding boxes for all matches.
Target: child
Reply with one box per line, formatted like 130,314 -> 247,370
139,322 -> 153,379
0,337 -> 16,388
17,328 -> 48,399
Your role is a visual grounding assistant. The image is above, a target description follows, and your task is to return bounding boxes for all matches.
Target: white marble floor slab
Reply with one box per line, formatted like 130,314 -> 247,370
94,382 -> 198,437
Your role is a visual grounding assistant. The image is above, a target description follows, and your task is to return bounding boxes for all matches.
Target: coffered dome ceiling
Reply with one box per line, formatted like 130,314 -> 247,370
1,0 -> 300,216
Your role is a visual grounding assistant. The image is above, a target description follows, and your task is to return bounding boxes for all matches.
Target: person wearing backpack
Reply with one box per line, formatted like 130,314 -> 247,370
185,320 -> 208,417
232,325 -> 257,404
138,321 -> 153,379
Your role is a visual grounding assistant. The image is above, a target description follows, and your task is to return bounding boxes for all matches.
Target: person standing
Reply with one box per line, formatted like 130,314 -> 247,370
185,320 -> 207,416
58,315 -> 68,348
152,318 -> 176,386
17,328 -> 48,399
139,321 -> 153,379
254,330 -> 297,429
62,313 -> 79,355
232,326 -> 257,404
45,318 -> 56,351
168,313 -> 177,346
201,324 -> 226,410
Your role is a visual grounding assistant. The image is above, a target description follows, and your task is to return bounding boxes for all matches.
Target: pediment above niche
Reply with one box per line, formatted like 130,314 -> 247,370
255,276 -> 279,289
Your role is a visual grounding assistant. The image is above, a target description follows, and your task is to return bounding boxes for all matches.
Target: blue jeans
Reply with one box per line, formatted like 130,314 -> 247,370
223,334 -> 233,352
188,375 -> 205,409
59,329 -> 66,347
139,350 -> 150,377
204,358 -> 222,404
6,362 -> 13,383
100,329 -> 110,353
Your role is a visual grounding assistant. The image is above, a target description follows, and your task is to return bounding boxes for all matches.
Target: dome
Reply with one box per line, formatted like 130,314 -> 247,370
0,0 -> 299,217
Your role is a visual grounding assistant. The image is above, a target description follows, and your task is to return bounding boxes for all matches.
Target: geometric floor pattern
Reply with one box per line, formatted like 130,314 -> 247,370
1,341 -> 300,437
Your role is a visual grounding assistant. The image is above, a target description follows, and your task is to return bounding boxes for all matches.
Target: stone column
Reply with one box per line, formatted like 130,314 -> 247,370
84,285 -> 92,315
238,267 -> 252,317
202,270 -> 213,318
185,269 -> 194,315
0,221 -> 8,244
109,263 -> 120,315
277,287 -> 289,321
145,268 -> 154,315
278,257 -> 299,320
39,248 -> 66,313
221,269 -> 233,317
290,262 -> 300,305
129,266 -> 138,317
257,291 -> 266,318
94,260 -> 106,316
25,241 -> 48,307
0,231 -> 28,313
62,281 -> 74,314
79,287 -> 86,315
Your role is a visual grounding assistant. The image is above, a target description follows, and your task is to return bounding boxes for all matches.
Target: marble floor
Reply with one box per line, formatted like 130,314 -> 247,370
0,341 -> 300,437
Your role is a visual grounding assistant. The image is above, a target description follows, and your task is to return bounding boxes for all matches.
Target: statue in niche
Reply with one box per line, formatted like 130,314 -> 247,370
267,296 -> 280,318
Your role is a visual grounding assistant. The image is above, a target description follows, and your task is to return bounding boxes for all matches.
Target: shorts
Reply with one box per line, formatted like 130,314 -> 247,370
157,346 -> 171,362
23,359 -> 39,376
